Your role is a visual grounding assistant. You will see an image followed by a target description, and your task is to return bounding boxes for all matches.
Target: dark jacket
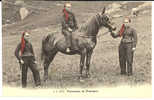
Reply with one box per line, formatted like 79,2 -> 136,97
15,39 -> 35,61
110,25 -> 137,48
61,9 -> 78,32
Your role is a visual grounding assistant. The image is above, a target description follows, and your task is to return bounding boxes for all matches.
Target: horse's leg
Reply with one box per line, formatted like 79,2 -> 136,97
79,49 -> 86,79
43,57 -> 51,82
43,51 -> 57,82
85,50 -> 93,78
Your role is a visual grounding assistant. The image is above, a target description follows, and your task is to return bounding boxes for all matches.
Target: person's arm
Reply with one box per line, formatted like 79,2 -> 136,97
30,43 -> 36,61
72,13 -> 78,29
15,43 -> 21,61
30,43 -> 37,64
31,44 -> 34,56
132,29 -> 137,49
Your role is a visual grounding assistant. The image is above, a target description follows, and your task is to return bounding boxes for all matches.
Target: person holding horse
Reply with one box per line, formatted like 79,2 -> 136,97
61,2 -> 78,52
15,31 -> 41,88
109,17 -> 138,76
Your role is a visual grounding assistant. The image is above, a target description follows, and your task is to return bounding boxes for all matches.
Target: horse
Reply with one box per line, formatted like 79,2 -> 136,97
41,7 -> 116,82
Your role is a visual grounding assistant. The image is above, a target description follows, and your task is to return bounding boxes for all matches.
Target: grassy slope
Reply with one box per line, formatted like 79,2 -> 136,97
2,1 -> 151,88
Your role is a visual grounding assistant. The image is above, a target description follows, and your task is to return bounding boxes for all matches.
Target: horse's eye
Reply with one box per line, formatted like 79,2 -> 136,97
106,17 -> 109,21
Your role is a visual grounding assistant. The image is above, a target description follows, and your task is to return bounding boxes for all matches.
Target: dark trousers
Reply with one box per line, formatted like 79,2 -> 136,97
21,56 -> 41,88
62,29 -> 72,48
119,42 -> 134,75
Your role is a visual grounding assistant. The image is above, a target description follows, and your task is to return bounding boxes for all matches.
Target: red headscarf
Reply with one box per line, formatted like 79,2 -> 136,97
119,24 -> 125,37
21,32 -> 25,56
63,8 -> 69,21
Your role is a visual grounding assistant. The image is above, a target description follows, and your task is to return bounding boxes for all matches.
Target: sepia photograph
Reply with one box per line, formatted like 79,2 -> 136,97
2,0 -> 152,97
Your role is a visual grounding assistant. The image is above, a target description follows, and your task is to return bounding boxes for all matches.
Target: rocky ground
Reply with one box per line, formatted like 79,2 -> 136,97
2,1 -> 152,88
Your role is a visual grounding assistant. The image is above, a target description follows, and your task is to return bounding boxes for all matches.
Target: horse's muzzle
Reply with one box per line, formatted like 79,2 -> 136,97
107,21 -> 116,31
112,26 -> 116,31
109,25 -> 116,31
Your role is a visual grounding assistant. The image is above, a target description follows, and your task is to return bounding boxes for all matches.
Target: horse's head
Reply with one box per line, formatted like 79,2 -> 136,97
96,7 -> 116,31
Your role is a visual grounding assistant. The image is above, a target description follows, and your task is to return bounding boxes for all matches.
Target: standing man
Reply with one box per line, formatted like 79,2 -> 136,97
110,17 -> 137,76
61,2 -> 78,52
15,31 -> 41,88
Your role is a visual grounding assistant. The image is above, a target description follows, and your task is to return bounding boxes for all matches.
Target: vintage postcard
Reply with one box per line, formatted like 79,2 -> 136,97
2,0 -> 152,97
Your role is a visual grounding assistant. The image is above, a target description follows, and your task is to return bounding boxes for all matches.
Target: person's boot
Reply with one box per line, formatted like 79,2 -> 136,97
35,85 -> 41,89
127,72 -> 133,76
121,71 -> 126,75
127,66 -> 133,76
120,68 -> 126,75
66,48 -> 70,52
22,83 -> 27,88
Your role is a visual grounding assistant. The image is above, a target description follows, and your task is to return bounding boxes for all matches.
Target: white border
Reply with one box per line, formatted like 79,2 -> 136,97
0,2 -> 2,97
0,1 -> 153,100
151,1 -> 154,99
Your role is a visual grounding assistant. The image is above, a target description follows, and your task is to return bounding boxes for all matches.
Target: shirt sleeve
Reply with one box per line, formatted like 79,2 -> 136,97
72,13 -> 78,29
14,43 -> 21,61
30,43 -> 36,60
132,29 -> 137,48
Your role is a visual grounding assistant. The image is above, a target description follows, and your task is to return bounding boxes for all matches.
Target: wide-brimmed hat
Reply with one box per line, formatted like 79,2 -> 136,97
124,17 -> 131,23
64,3 -> 72,8
22,31 -> 30,37
25,31 -> 29,36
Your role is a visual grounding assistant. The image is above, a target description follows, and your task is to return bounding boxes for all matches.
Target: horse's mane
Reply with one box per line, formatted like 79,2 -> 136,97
78,14 -> 97,33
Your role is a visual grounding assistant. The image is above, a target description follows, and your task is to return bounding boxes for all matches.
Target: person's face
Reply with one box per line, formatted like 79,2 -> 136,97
124,22 -> 130,26
65,6 -> 72,11
124,19 -> 130,26
24,33 -> 30,41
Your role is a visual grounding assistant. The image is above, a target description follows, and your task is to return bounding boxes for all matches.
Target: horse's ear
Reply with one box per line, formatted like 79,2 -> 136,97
101,7 -> 106,15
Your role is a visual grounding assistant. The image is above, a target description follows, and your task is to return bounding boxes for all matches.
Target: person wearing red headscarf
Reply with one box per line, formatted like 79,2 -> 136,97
61,2 -> 78,52
109,17 -> 137,76
15,31 -> 41,88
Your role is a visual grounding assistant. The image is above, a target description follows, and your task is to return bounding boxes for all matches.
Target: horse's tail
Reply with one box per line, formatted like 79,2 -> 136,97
41,36 -> 46,62
41,35 -> 50,62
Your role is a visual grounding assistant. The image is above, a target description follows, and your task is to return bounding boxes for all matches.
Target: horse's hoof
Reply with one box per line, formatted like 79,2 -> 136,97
43,79 -> 48,83
80,79 -> 84,82
43,79 -> 47,82
79,78 -> 84,82
78,76 -> 84,82
78,75 -> 82,79
86,73 -> 91,78
35,85 -> 41,89
43,76 -> 48,82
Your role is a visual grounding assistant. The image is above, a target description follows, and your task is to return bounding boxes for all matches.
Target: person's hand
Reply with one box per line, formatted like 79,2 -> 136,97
34,60 -> 37,64
76,26 -> 78,29
110,30 -> 115,35
19,59 -> 24,64
68,28 -> 72,32
132,47 -> 136,51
